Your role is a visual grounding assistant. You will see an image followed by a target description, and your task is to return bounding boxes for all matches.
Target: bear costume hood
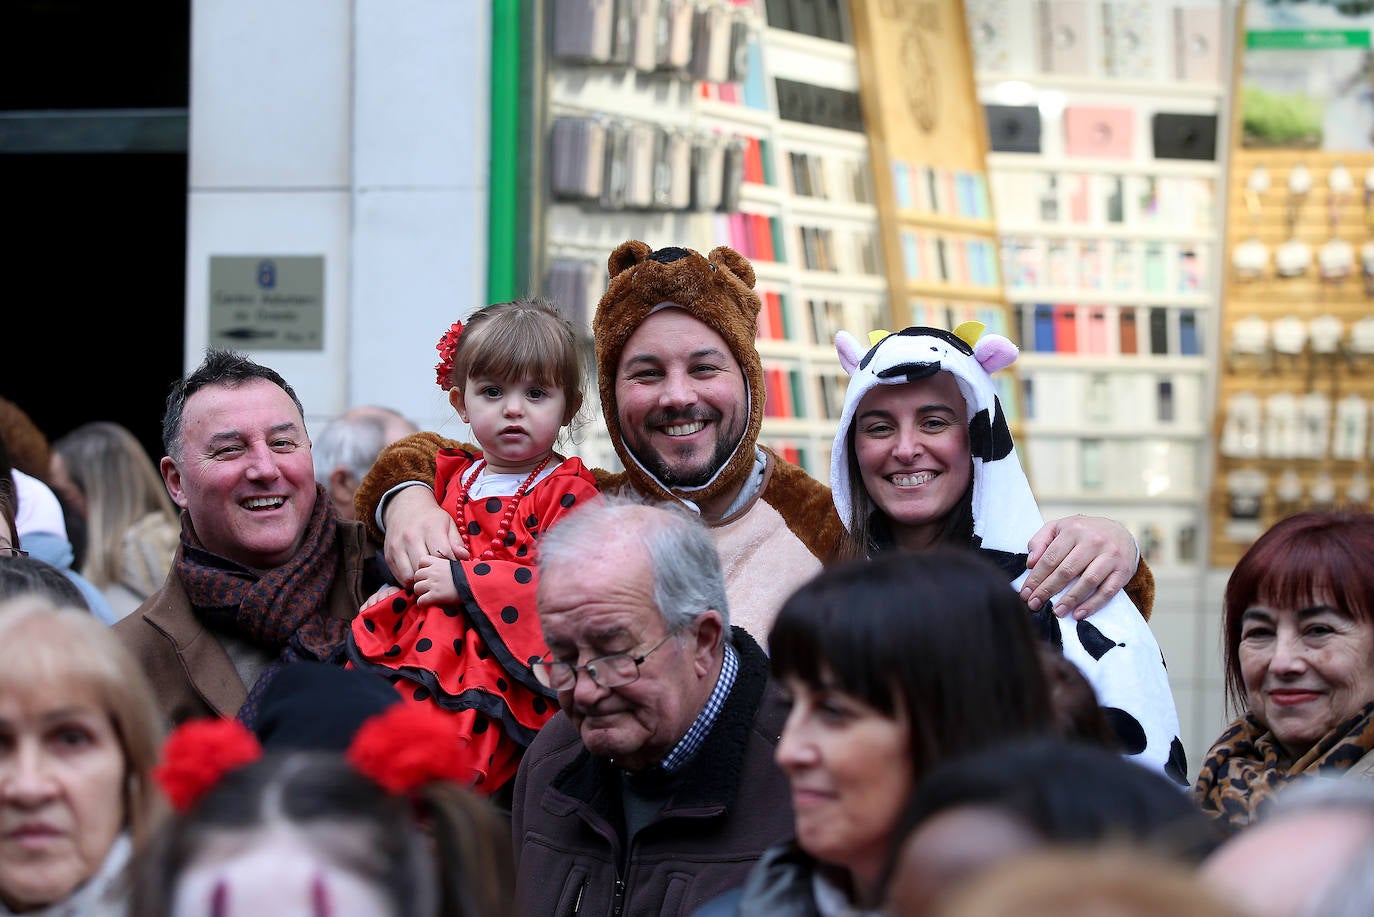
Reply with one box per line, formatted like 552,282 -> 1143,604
593,241 -> 765,510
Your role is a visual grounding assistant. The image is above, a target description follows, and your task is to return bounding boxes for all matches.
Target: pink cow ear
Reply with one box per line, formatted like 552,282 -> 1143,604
835,330 -> 866,376
974,334 -> 1019,374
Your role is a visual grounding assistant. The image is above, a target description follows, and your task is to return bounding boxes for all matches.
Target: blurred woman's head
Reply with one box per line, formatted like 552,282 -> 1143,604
768,549 -> 1053,899
48,421 -> 178,590
0,597 -> 163,911
923,847 -> 1242,917
1222,511 -> 1374,757
135,724 -> 515,917
0,553 -> 91,609
884,736 -> 1223,914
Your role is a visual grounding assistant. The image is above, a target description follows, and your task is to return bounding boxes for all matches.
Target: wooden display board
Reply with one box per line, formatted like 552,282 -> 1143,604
849,0 -> 985,171
1209,2 -> 1374,566
848,0 -> 1016,408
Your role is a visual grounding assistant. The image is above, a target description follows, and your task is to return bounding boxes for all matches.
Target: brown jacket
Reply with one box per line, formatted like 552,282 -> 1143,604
113,521 -> 370,725
509,627 -> 793,917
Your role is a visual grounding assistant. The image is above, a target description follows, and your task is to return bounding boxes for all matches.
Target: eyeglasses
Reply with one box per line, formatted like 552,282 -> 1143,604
0,546 -> 27,558
532,634 -> 675,691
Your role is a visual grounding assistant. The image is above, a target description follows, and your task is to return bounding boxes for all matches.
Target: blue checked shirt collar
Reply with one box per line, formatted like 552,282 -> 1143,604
659,642 -> 739,774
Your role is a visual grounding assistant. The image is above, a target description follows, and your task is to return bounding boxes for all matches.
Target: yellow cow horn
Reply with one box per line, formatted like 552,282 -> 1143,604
867,329 -> 891,347
953,321 -> 985,348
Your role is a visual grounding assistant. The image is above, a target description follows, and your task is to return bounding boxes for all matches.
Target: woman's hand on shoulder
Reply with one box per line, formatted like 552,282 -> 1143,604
1021,514 -> 1139,620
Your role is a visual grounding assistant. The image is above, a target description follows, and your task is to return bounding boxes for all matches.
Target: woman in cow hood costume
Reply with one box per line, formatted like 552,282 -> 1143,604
831,322 -> 1187,784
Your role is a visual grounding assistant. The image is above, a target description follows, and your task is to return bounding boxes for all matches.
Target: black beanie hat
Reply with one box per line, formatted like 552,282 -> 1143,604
254,661 -> 401,753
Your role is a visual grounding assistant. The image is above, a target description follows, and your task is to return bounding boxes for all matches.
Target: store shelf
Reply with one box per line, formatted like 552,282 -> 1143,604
977,73 -> 1227,101
1024,423 -> 1208,439
907,280 -> 1005,300
896,210 -> 999,234
1017,353 -> 1210,373
998,223 -> 1216,243
1007,290 -> 1213,307
986,153 -> 1221,178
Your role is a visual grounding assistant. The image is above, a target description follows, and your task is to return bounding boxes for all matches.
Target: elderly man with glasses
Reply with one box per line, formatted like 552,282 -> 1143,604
512,494 -> 792,917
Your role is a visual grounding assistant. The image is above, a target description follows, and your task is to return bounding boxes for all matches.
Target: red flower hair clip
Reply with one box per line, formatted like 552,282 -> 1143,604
152,703 -> 476,814
435,319 -> 464,390
153,718 -> 263,813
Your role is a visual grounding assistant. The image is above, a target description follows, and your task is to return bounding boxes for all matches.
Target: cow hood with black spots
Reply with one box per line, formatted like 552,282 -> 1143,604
831,323 -> 1042,555
831,323 -> 1189,786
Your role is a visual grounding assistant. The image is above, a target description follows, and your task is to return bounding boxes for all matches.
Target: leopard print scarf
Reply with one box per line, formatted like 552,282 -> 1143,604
175,483 -> 347,727
1193,701 -> 1374,832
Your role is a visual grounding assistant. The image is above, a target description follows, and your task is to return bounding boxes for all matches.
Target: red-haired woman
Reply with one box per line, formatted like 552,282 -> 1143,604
1194,511 -> 1374,832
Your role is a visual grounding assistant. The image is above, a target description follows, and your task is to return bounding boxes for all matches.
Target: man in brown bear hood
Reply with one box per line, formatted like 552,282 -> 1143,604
356,241 -> 1146,639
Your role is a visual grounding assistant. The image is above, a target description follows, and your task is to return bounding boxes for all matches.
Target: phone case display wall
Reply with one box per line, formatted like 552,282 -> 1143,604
1210,3 -> 1374,566
540,0 -> 887,478
967,0 -> 1231,571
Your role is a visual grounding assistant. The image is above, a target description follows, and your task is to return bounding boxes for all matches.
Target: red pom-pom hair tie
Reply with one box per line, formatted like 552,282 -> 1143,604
434,320 -> 464,390
153,718 -> 264,813
347,703 -> 475,794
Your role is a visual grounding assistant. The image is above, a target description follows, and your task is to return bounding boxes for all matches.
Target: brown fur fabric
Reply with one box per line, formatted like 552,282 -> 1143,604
1125,556 -> 1154,621
354,431 -> 459,545
758,445 -> 846,563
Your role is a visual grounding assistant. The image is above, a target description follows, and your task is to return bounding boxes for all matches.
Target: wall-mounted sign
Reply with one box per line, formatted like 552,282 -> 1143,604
1242,5 -> 1374,151
208,256 -> 324,351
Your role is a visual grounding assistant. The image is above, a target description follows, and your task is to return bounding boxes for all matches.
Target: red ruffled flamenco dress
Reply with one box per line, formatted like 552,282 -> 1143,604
347,447 -> 599,794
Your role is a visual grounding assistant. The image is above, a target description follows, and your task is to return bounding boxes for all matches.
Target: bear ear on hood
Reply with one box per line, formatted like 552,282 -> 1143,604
709,245 -> 757,290
607,240 -> 654,280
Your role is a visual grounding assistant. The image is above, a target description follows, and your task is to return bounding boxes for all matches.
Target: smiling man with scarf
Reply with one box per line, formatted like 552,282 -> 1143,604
115,349 -> 369,727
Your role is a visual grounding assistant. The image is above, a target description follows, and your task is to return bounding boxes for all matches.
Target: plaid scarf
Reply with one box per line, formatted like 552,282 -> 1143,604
175,483 -> 347,728
1193,700 -> 1374,832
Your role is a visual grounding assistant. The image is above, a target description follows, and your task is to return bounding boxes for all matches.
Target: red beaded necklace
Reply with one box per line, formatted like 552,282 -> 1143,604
455,454 -> 554,561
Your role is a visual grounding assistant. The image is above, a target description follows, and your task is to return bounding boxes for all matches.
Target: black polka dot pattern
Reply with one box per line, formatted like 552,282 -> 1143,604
346,453 -> 601,794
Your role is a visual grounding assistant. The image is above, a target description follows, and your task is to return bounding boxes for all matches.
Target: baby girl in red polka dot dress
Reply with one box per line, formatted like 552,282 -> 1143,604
347,299 -> 598,797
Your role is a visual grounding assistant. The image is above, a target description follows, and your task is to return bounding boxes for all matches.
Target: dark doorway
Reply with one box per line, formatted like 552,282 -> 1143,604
1,1 -> 191,463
